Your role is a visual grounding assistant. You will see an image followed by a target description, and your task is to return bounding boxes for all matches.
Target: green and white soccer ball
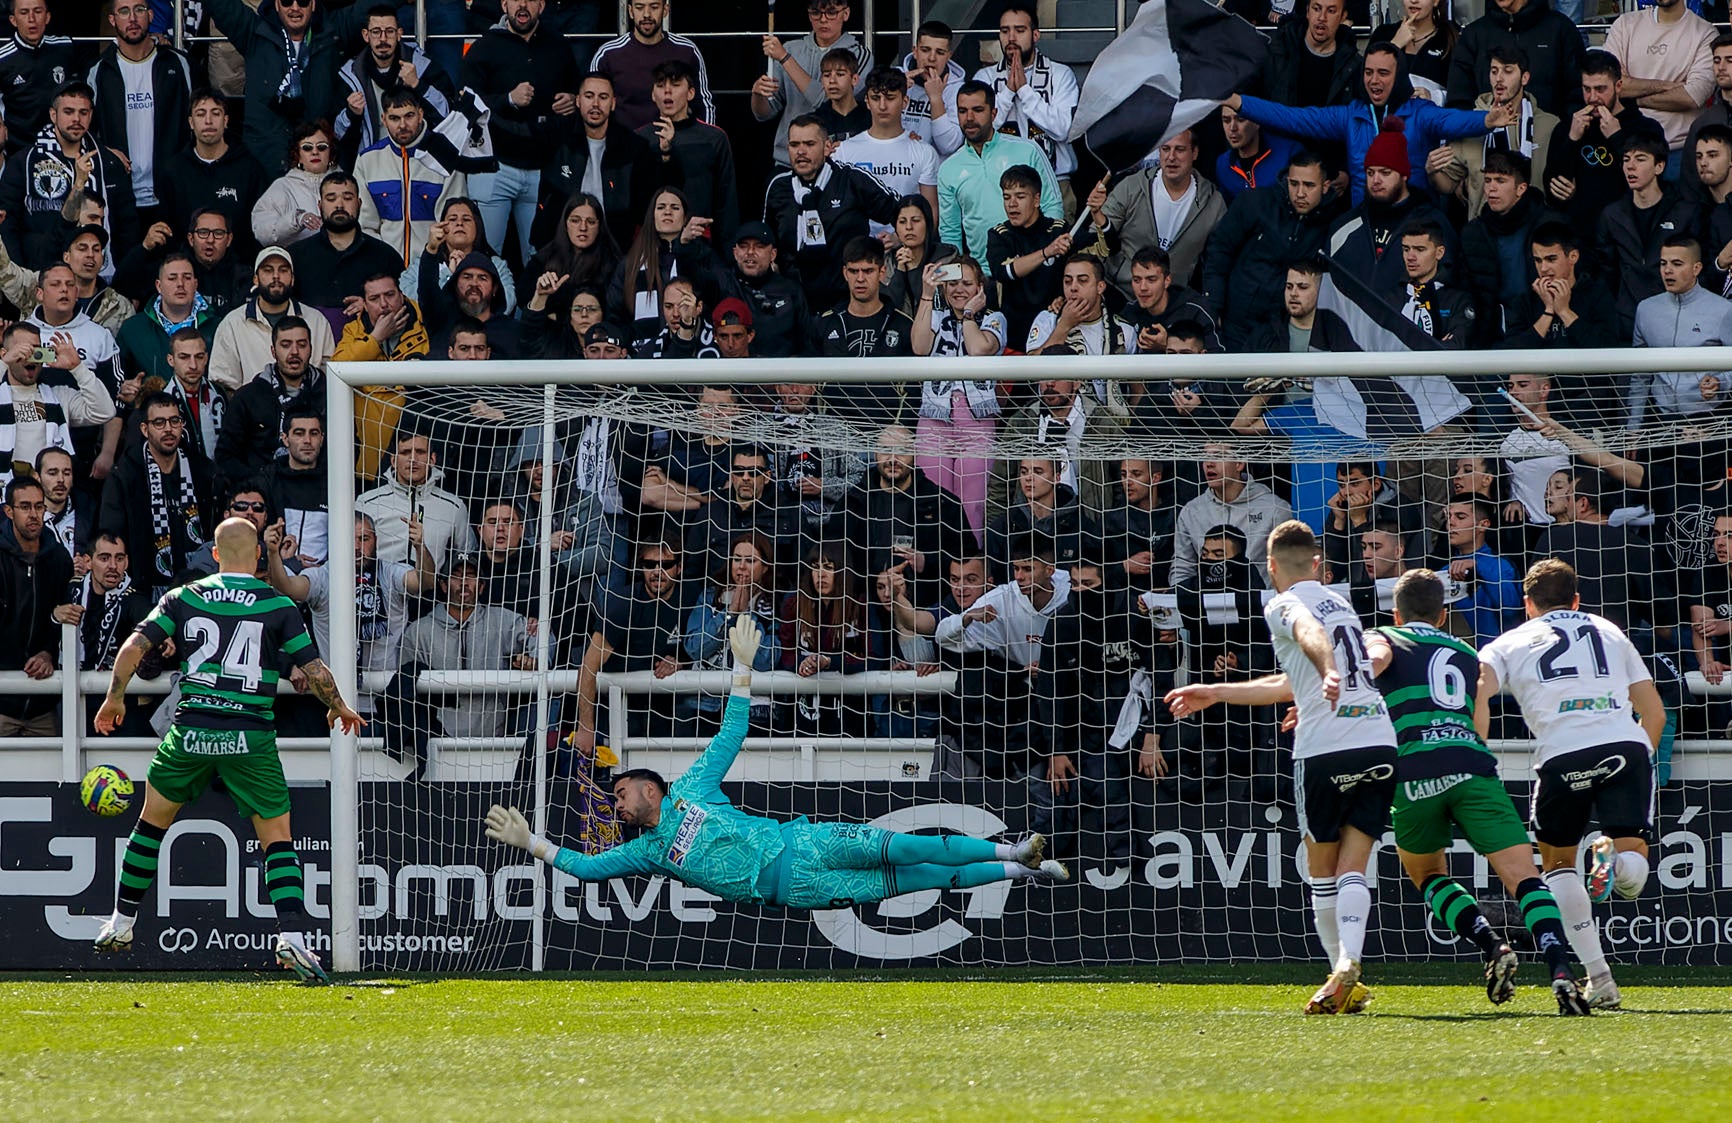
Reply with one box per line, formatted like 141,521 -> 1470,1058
81,765 -> 134,817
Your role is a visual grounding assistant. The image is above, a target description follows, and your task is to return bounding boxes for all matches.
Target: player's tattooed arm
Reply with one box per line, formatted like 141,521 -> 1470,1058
300,659 -> 365,733
104,632 -> 157,702
95,631 -> 159,734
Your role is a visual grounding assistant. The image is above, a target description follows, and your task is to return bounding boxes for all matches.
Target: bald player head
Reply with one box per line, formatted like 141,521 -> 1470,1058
211,516 -> 261,573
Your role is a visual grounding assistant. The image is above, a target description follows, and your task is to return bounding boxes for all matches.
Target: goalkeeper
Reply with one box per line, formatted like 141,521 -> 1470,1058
485,618 -> 1069,906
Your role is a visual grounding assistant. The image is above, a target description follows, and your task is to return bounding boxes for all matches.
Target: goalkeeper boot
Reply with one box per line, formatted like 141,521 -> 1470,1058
1485,943 -> 1519,1005
1031,859 -> 1070,882
1585,836 -> 1617,903
1014,834 -> 1047,870
1305,961 -> 1362,1015
93,914 -> 134,954
1554,976 -> 1593,1016
276,931 -> 330,985
1582,976 -> 1622,1011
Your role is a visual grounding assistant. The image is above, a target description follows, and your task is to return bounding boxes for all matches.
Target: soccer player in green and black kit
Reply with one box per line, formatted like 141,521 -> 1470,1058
91,518 -> 364,983
1362,569 -> 1590,1015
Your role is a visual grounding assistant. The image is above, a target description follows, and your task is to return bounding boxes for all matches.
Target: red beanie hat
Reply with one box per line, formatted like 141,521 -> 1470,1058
1363,116 -> 1411,179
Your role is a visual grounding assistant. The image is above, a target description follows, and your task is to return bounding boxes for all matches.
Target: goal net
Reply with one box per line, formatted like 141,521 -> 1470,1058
325,360 -> 1732,973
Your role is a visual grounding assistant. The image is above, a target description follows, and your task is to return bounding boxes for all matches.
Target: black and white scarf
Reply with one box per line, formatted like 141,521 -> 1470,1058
44,503 -> 77,556
166,375 -> 225,461
791,162 -> 835,250
148,453 -> 203,580
356,560 -> 389,647
24,124 -> 111,220
0,377 -> 70,479
1483,98 -> 1536,161
79,572 -> 134,671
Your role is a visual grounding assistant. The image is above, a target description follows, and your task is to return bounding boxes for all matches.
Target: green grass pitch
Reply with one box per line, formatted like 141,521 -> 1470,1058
5,966 -> 1732,1122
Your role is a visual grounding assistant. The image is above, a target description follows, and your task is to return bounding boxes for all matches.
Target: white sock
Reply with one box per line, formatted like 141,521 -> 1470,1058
1310,877 -> 1339,965
1613,851 -> 1650,900
1544,868 -> 1610,982
1002,862 -> 1034,880
995,843 -> 1018,861
108,909 -> 134,930
1335,871 -> 1371,970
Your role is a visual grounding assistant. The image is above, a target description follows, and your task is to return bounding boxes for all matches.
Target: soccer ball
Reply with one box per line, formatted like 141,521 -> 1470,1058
81,765 -> 134,817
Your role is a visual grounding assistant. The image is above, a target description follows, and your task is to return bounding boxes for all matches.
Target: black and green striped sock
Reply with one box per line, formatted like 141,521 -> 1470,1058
1421,874 -> 1504,958
1516,877 -> 1573,978
264,841 -> 306,919
117,820 -> 169,918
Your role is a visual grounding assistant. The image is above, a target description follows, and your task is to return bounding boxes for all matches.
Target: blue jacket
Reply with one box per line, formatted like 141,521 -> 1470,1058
1456,545 -> 1521,648
1236,94 -> 1491,206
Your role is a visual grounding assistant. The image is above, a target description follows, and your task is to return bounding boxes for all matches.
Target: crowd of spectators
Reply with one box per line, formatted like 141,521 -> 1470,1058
0,0 -> 1724,867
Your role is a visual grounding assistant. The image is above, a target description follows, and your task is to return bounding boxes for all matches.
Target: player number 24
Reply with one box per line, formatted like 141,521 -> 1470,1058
182,617 -> 266,692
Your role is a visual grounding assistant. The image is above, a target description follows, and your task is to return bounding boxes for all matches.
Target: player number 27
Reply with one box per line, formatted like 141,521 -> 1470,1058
182,617 -> 266,692
1536,623 -> 1610,682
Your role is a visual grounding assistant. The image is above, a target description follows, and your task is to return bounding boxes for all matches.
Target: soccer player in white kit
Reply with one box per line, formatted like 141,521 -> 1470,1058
1167,520 -> 1398,1014
1477,559 -> 1665,1010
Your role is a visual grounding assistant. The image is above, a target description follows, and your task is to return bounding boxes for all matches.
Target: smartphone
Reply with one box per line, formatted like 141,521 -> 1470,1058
29,346 -> 53,364
934,263 -> 964,283
892,534 -> 915,553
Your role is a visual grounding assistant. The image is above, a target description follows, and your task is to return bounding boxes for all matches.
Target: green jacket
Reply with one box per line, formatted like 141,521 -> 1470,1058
115,299 -> 218,385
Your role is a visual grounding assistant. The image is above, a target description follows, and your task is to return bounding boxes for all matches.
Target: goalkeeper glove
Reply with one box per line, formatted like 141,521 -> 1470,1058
728,615 -> 761,693
484,804 -> 557,863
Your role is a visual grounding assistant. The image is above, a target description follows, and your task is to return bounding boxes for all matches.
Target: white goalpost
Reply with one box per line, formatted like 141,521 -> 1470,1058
324,349 -> 1732,975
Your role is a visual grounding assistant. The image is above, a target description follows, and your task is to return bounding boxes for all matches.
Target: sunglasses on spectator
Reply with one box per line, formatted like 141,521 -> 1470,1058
280,0 -> 313,8
299,141 -> 331,153
640,557 -> 680,570
230,501 -> 268,513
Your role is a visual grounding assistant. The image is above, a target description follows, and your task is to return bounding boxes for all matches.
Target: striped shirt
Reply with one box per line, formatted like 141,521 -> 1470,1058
1372,623 -> 1498,781
139,573 -> 318,731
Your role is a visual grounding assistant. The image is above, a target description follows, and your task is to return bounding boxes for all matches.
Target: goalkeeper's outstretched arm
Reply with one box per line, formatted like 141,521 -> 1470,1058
680,615 -> 761,796
483,805 -> 650,880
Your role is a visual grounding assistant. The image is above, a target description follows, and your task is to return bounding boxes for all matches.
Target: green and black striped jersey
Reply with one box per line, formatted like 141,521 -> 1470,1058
139,574 -> 318,731
1371,623 -> 1499,782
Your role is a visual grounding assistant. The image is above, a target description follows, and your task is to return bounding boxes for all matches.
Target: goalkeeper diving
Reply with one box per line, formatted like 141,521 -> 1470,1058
484,617 -> 1069,905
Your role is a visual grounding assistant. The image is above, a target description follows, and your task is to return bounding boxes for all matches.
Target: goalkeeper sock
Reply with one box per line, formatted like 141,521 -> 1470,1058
1543,867 -> 1610,983
893,862 -> 1035,893
883,832 -> 1003,867
1516,877 -> 1573,979
1310,876 -> 1339,965
1613,850 -> 1650,900
1335,871 -> 1371,970
264,841 -> 306,920
116,819 -> 168,919
1421,875 -> 1504,958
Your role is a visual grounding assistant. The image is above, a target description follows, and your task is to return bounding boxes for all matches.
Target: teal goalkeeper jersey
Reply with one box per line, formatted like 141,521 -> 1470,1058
553,696 -> 786,901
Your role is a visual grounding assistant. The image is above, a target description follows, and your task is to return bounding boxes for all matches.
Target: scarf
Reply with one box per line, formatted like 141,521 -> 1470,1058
147,452 -> 202,580
356,559 -> 388,646
44,502 -> 76,556
165,375 -> 224,461
79,572 -> 134,671
1483,98 -> 1536,160
0,377 -> 70,477
277,26 -> 307,104
1402,280 -> 1438,336
152,293 -> 209,335
790,161 -> 835,250
25,125 -> 108,219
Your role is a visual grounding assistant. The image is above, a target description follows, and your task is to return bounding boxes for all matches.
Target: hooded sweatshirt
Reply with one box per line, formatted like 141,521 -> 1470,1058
934,569 -> 1073,669
1170,478 -> 1296,587
355,463 -> 478,567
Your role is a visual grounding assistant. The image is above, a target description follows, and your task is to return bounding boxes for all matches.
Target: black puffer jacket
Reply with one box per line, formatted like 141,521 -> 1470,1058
0,520 -> 74,721
1201,182 -> 1345,352
1259,10 -> 1361,108
1447,0 -> 1585,116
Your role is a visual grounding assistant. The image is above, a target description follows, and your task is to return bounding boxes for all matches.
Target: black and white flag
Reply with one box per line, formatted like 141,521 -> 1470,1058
1312,260 -> 1471,439
1067,0 -> 1268,173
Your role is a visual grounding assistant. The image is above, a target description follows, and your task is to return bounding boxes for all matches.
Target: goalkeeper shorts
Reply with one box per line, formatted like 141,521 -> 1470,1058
1391,773 -> 1531,857
148,726 -> 291,819
762,822 -> 898,909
